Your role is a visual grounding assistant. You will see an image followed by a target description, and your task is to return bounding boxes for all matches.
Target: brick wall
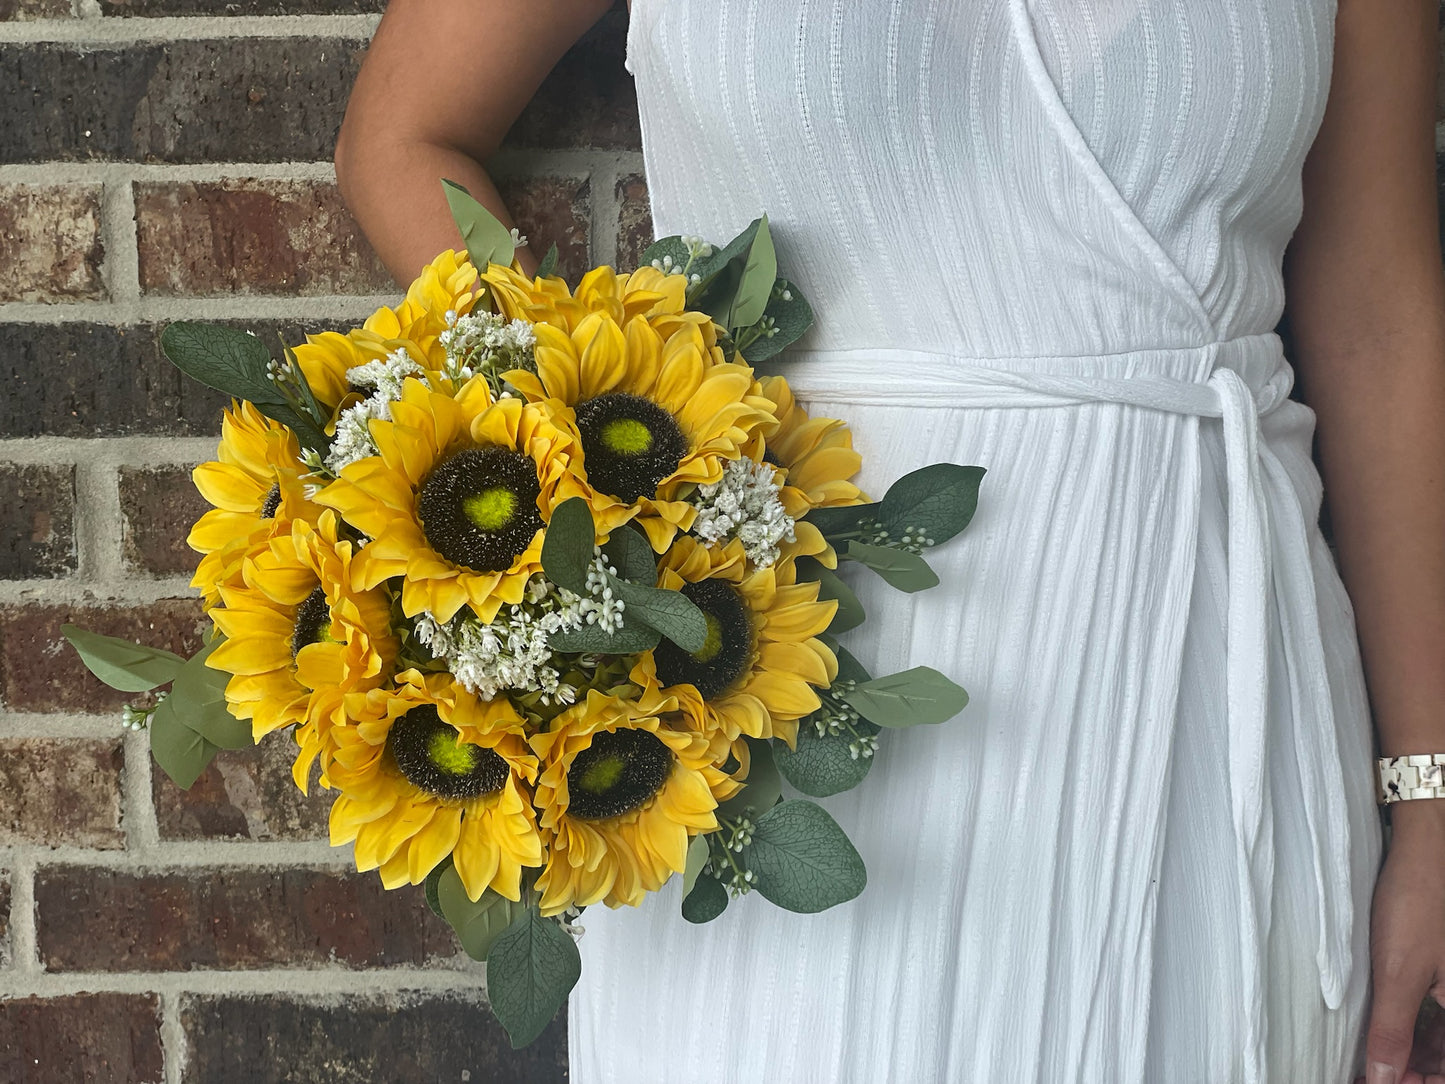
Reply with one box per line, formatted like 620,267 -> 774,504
0,1 -> 646,1080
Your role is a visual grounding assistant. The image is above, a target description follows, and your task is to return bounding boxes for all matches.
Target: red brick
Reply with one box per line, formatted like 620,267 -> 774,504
181,992 -> 566,1083
0,184 -> 104,303
103,0 -> 380,13
616,172 -> 653,271
0,995 -> 164,1084
0,464 -> 76,579
136,181 -> 392,296
0,739 -> 125,849
504,10 -> 639,151
0,600 -> 206,713
0,0 -> 72,21
496,175 -> 591,284
155,739 -> 331,842
118,466 -> 208,576
37,866 -> 459,971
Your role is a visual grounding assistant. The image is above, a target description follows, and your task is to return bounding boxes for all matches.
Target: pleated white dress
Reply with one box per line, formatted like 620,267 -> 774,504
568,1 -> 1385,1080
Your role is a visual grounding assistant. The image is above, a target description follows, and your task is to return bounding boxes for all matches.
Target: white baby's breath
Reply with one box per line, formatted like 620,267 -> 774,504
690,457 -> 796,568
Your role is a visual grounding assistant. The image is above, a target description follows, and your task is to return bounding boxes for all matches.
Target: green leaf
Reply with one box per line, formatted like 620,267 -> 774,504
163,638 -> 253,750
801,501 -> 881,540
61,624 -> 185,692
736,277 -> 815,363
602,525 -> 656,585
486,905 -> 582,1049
729,214 -> 776,330
690,257 -> 744,329
878,464 -> 986,548
796,559 -> 864,634
424,858 -> 453,919
833,645 -> 872,685
742,799 -> 866,914
535,242 -> 559,280
148,700 -> 221,790
772,721 -> 879,798
844,541 -> 939,593
638,235 -> 722,282
608,578 -> 707,653
443,178 -> 517,270
160,322 -> 282,404
540,497 -> 596,595
843,666 -> 970,728
437,866 -> 526,962
681,833 -> 710,898
547,620 -> 661,655
716,736 -> 781,820
254,399 -> 330,455
681,874 -> 729,924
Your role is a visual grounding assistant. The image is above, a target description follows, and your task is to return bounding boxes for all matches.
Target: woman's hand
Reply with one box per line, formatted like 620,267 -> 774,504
1360,803 -> 1445,1084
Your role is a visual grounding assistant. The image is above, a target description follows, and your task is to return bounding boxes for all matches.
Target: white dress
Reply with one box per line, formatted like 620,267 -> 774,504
568,1 -> 1384,1080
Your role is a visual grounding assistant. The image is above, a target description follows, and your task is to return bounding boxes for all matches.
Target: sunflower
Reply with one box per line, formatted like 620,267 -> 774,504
206,512 -> 398,750
632,536 -> 838,757
528,689 -> 735,917
316,377 -> 582,623
327,672 -> 544,901
188,401 -> 319,609
483,263 -> 693,340
754,373 -> 865,516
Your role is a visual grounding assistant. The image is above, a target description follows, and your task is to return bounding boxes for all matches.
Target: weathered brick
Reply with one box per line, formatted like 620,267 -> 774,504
36,866 -> 459,970
136,181 -> 391,296
154,738 -> 331,841
0,995 -> 164,1084
0,873 -> 10,969
0,739 -> 125,849
119,466 -> 208,576
616,172 -> 653,271
0,184 -> 104,302
0,464 -> 76,579
506,10 -> 639,151
0,0 -> 72,19
181,991 -> 566,1084
496,175 -> 591,283
103,0 -> 380,14
0,599 -> 206,712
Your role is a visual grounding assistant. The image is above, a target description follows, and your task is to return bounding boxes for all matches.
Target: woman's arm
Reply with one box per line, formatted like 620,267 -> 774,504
335,0 -> 615,284
1282,1 -> 1445,1080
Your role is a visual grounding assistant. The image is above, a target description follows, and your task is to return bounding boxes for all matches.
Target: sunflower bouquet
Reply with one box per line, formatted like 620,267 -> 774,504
63,182 -> 985,1047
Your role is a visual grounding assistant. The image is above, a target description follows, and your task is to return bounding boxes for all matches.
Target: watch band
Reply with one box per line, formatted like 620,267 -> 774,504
1377,754 -> 1445,804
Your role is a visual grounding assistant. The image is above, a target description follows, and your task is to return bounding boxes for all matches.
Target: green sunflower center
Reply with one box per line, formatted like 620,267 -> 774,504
574,393 -> 688,504
417,447 -> 543,573
387,705 -> 509,801
652,579 -> 753,699
566,728 -> 674,820
260,483 -> 282,519
290,585 -> 333,659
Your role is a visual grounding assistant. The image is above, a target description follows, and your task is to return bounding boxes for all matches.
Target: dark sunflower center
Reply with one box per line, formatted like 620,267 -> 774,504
574,393 -> 688,504
417,447 -> 543,573
387,705 -> 509,801
260,484 -> 282,519
566,728 -> 674,820
761,446 -> 783,468
652,580 -> 753,699
290,585 -> 332,659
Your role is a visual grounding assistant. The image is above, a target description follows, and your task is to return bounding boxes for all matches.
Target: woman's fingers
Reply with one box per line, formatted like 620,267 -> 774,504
1366,956 -> 1433,1083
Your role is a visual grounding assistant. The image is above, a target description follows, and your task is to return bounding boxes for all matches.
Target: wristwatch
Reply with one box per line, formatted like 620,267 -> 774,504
1376,754 -> 1445,804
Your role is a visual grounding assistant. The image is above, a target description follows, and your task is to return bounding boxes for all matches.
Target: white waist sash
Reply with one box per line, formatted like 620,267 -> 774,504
778,332 -> 1354,1084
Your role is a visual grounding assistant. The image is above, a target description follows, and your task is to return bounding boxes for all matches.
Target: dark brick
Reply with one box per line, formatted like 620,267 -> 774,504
496,175 -> 591,284
1,39 -> 365,163
154,738 -> 331,842
36,866 -> 460,971
0,599 -> 206,712
0,873 -> 10,969
0,184 -> 104,302
0,995 -> 164,1084
505,10 -> 640,152
181,991 -> 567,1084
136,181 -> 392,296
103,0 -> 381,13
0,464 -> 76,579
616,172 -> 653,271
119,466 -> 208,576
0,0 -> 72,18
0,739 -> 125,848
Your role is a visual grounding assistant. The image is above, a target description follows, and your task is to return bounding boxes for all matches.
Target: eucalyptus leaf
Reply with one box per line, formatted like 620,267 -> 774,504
442,178 -> 517,270
486,906 -> 582,1049
164,638 -> 253,750
843,666 -> 970,728
796,559 -> 864,635
60,624 -> 185,693
845,541 -> 940,593
255,398 -> 331,455
638,235 -> 692,275
736,277 -> 815,363
540,497 -> 596,595
878,464 -> 986,548
547,620 -> 661,655
160,322 -> 284,405
608,578 -> 707,653
742,799 -> 866,914
424,858 -> 453,918
148,699 -> 221,790
801,501 -> 881,540
682,833 -> 710,898
601,525 -> 656,585
715,736 -> 781,820
772,721 -> 879,798
681,874 -> 729,924
729,214 -> 776,330
535,242 -> 559,280
833,645 -> 873,685
690,257 -> 744,329
438,866 -> 525,962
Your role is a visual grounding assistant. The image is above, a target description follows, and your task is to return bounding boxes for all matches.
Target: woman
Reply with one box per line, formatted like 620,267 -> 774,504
334,2 -> 1445,1081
